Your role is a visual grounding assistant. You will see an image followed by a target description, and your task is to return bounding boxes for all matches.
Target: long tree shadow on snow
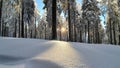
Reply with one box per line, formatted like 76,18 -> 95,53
0,42 -> 54,65
0,55 -> 28,65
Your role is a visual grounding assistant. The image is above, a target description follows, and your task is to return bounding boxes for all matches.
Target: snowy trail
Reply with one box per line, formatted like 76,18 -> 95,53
0,37 -> 120,68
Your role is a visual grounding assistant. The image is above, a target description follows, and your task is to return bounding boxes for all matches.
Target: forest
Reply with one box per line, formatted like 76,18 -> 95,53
0,0 -> 120,45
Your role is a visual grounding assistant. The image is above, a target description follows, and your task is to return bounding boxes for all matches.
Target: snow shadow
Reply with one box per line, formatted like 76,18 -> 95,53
0,44 -> 53,65
25,59 -> 62,68
0,37 -> 56,65
0,55 -> 27,65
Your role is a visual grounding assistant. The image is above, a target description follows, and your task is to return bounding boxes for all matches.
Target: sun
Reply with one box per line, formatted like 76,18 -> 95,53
61,27 -> 66,33
96,0 -> 102,2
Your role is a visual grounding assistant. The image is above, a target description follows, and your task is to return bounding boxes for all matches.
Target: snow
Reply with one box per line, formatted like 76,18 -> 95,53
0,37 -> 120,68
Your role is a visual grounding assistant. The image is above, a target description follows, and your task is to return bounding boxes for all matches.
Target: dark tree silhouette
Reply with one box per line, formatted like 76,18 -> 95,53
21,0 -> 24,38
52,0 -> 57,40
0,0 -> 3,35
68,0 -> 72,41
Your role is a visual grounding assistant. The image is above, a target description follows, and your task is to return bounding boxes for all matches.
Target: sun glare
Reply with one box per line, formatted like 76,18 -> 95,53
61,27 -> 66,33
96,0 -> 102,2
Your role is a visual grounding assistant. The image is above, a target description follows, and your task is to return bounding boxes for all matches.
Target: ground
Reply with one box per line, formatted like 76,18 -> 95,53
0,37 -> 120,68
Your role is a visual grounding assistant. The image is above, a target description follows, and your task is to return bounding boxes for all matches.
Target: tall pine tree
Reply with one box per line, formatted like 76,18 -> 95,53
82,0 -> 100,43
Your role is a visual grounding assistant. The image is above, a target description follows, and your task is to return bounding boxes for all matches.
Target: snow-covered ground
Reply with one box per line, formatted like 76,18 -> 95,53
0,37 -> 120,68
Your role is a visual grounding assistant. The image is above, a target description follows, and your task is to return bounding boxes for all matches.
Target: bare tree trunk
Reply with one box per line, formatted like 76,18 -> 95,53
1,22 -> 4,36
74,28 -> 77,42
60,26 -> 62,40
45,24 -> 47,39
34,17 -> 36,38
98,31 -> 100,43
68,0 -> 72,41
30,30 -> 32,38
45,25 -> 46,39
113,22 -> 116,45
25,24 -> 27,38
14,19 -> 17,37
21,1 -> 24,38
18,13 -> 21,37
85,25 -> 87,42
119,23 -> 120,45
88,21 -> 90,43
4,23 -> 6,36
96,22 -> 99,43
60,30 -> 62,40
79,30 -> 82,42
110,19 -> 113,44
73,9 -> 76,42
0,0 -> 3,36
93,29 -> 94,43
52,0 -> 57,40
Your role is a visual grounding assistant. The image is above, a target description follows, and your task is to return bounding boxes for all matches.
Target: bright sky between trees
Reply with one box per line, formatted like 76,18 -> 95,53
35,0 -> 105,28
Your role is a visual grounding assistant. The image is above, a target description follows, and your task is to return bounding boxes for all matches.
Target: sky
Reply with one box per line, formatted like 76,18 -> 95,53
76,0 -> 83,4
35,0 -> 44,15
35,0 -> 83,15
35,0 -> 105,28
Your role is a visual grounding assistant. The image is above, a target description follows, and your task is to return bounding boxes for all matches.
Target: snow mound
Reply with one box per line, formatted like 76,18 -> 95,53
0,37 -> 120,68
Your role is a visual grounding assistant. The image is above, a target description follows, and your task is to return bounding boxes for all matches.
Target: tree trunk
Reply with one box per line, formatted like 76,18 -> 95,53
85,25 -> 87,42
60,26 -> 62,40
109,19 -> 113,44
14,19 -> 17,37
98,31 -> 100,43
21,1 -> 24,38
74,28 -> 77,42
30,30 -> 32,38
51,0 -> 57,40
68,0 -> 72,41
18,13 -> 21,38
96,22 -> 99,43
119,24 -> 120,45
34,17 -> 36,38
60,30 -> 62,40
79,30 -> 82,42
113,22 -> 116,45
45,25 -> 46,39
25,24 -> 27,38
0,0 -> 3,36
88,21 -> 90,43
1,22 -> 4,36
4,23 -> 6,36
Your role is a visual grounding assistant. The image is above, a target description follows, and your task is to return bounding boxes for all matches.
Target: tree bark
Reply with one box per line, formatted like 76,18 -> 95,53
60,26 -> 62,40
79,30 -> 82,42
30,30 -> 32,38
96,22 -> 99,43
109,19 -> 113,44
14,19 -> 17,37
85,25 -> 87,42
0,0 -> 3,36
119,23 -> 120,45
25,24 -> 27,38
113,22 -> 116,45
34,17 -> 36,38
68,0 -> 72,41
88,21 -> 90,43
21,0 -> 24,38
74,28 -> 77,42
52,0 -> 57,40
73,8 -> 76,42
18,13 -> 21,38
45,25 -> 46,39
